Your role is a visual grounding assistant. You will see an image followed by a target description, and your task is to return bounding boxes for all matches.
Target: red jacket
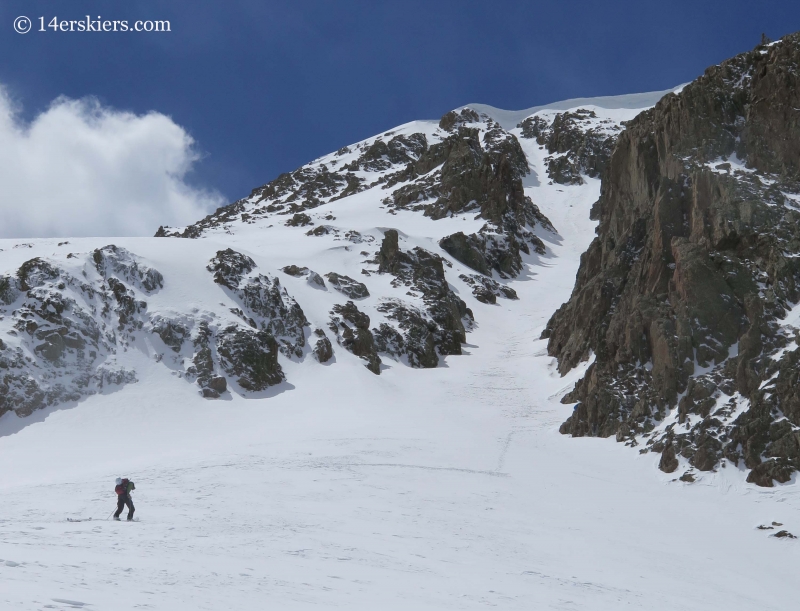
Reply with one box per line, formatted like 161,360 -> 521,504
115,479 -> 135,496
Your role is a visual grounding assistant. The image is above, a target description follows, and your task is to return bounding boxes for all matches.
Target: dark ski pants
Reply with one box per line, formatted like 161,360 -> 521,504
114,494 -> 135,520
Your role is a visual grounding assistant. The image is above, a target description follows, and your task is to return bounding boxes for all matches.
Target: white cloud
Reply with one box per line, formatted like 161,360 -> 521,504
0,87 -> 225,239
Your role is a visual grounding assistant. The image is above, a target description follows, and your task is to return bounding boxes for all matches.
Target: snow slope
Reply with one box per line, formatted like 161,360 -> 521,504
1,95 -> 798,610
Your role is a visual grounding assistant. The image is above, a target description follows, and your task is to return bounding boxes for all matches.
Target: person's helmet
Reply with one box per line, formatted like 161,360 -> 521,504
116,477 -> 122,485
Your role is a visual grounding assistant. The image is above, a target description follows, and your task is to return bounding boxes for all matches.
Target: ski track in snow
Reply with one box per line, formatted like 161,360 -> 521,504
1,100 -> 799,610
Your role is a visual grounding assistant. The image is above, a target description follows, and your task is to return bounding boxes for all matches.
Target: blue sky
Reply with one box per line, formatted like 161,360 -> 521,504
1,0 -> 797,211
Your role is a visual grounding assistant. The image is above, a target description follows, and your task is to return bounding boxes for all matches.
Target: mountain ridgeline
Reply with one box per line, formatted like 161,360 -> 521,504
5,97 -> 622,420
544,34 -> 800,486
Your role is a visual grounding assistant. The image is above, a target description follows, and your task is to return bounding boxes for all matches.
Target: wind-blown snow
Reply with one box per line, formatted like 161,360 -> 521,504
0,93 -> 797,611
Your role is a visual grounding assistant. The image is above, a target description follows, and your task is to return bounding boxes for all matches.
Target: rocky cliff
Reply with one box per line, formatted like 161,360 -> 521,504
544,34 -> 800,486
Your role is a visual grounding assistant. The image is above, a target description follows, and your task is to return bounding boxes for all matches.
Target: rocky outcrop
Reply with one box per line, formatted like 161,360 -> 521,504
544,34 -> 800,485
208,249 -> 308,358
439,232 -> 492,276
151,316 -> 190,352
0,249 -> 153,418
389,110 -> 530,222
155,163 -> 363,237
325,273 -> 369,299
216,325 -> 283,391
384,109 -> 554,279
373,301 -> 439,368
282,265 -> 326,288
329,301 -> 381,374
518,108 -> 622,185
374,230 -> 473,364
92,245 -> 164,294
312,329 -> 333,363
281,265 -> 308,277
286,213 -> 313,227
439,108 -> 480,131
0,274 -> 21,305
185,316 -> 285,396
458,274 -> 518,304
343,133 -> 428,172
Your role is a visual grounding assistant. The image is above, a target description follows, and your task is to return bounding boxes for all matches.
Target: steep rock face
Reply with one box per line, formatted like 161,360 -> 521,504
544,35 -> 800,485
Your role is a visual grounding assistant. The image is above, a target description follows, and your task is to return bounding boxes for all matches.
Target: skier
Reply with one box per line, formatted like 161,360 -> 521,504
113,477 -> 136,521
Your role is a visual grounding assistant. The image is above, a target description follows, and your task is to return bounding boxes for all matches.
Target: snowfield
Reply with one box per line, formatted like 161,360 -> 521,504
1,94 -> 798,610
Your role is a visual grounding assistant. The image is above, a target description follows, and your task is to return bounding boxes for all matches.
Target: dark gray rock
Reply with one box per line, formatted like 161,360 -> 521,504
216,325 -> 284,391
374,301 -> 438,368
344,133 -> 428,172
658,442 -> 679,473
329,302 -> 381,374
209,249 -> 308,357
0,275 -> 20,305
281,265 -> 326,288
93,245 -> 164,293
286,213 -> 313,227
375,230 -> 474,361
282,265 -> 309,277
325,272 -> 369,299
458,274 -> 518,304
187,321 -> 219,390
307,271 -> 326,288
34,330 -> 65,362
518,108 -> 621,185
208,376 -> 228,394
439,108 -> 480,131
440,233 -> 491,276
0,252 -> 147,419
746,459 -> 795,487
313,330 -> 333,363
151,317 -> 189,352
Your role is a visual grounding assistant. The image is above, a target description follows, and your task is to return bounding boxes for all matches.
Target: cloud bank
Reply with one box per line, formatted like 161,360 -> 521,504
0,88 -> 225,239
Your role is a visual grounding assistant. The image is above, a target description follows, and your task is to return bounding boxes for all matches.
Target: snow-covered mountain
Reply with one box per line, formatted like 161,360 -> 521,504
2,35 -> 800,611
1,93 -> 648,411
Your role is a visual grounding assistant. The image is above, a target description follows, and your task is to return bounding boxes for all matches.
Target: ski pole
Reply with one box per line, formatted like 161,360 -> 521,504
106,510 -> 115,520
